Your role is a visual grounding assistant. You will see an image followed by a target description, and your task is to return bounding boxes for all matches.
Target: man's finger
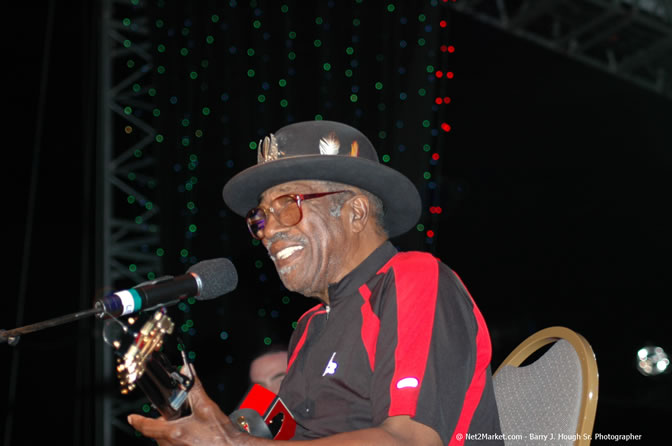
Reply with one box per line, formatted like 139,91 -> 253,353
128,414 -> 173,439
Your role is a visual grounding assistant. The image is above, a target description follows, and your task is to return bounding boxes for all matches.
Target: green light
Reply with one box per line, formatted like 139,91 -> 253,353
423,144 -> 431,152
422,120 -> 431,128
315,17 -> 323,25
155,134 -> 164,143
288,51 -> 296,60
418,38 -> 426,46
187,297 -> 196,304
127,196 -> 135,204
418,88 -> 426,96
201,60 -> 209,68
195,129 -> 203,138
313,39 -> 322,47
211,14 -> 220,23
280,99 -> 288,107
257,94 -> 266,103
187,201 -> 195,210
202,107 -> 210,115
206,35 -> 214,44
417,224 -> 425,231
124,106 -> 132,115
126,60 -> 135,69
247,48 -> 255,56
181,118 -> 190,127
282,296 -> 290,304
249,141 -> 257,150
188,351 -> 196,359
345,69 -> 353,78
155,19 -> 164,28
128,172 -> 136,180
148,88 -> 156,96
152,108 -> 160,117
123,39 -> 131,48
315,114 -> 323,120
346,47 -> 354,55
382,154 -> 391,162
129,264 -> 137,272
133,149 -> 142,158
288,31 -> 296,39
350,94 -> 358,102
157,65 -> 166,74
145,202 -> 153,210
247,69 -> 255,77
180,48 -> 188,56
375,82 -> 383,90
323,62 -> 331,71
157,44 -> 166,53
353,18 -> 360,26
278,79 -> 287,87
135,216 -> 143,224
189,154 -> 198,162
423,172 -> 432,180
264,337 -> 272,346
189,71 -> 198,79
180,249 -> 189,257
281,4 -> 289,13
258,309 -> 266,317
255,260 -> 263,268
418,14 -> 427,22
378,131 -> 387,139
252,239 -> 261,246
147,272 -> 156,280
426,65 -> 434,73
142,404 -> 151,413
186,319 -> 194,328
189,224 -> 197,233
291,321 -> 298,329
253,20 -> 261,29
387,4 -> 395,12
156,248 -> 165,256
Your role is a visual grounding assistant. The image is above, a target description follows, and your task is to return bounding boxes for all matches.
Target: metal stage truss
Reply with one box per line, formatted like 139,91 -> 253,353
449,0 -> 672,100
96,0 -> 162,445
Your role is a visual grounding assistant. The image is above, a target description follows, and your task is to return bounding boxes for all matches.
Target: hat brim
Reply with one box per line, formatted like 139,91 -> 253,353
222,155 -> 421,238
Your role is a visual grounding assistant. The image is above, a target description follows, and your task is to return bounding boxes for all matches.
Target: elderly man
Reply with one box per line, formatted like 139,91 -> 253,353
128,121 -> 502,445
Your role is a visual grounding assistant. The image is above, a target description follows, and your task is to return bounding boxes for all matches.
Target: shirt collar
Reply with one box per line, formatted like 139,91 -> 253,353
327,241 -> 398,303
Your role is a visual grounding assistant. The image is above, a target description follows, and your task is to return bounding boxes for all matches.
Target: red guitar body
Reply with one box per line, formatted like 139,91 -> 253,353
231,384 -> 297,440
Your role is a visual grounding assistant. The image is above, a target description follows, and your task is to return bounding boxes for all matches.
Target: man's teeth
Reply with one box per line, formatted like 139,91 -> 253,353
276,245 -> 303,260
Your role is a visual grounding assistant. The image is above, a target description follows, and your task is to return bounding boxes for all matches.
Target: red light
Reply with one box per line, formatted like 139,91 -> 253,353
446,71 -> 454,79
440,44 -> 448,52
432,153 -> 440,161
435,70 -> 443,78
434,97 -> 443,105
439,20 -> 447,28
443,96 -> 451,103
427,230 -> 435,238
441,122 -> 451,132
448,45 -> 455,53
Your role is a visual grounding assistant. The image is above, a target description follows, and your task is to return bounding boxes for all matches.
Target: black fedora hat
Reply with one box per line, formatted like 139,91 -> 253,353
222,120 -> 421,238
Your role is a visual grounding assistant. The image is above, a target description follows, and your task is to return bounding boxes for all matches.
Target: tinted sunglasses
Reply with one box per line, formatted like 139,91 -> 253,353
246,191 -> 348,239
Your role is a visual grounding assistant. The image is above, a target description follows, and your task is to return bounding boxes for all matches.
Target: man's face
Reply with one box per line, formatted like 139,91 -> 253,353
257,180 -> 352,298
249,351 -> 288,394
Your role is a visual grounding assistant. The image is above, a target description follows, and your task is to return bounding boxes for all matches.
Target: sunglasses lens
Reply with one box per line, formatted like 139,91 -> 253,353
246,208 -> 266,239
273,196 -> 301,226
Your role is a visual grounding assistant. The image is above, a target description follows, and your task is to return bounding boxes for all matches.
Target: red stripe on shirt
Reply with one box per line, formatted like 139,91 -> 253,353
359,284 -> 380,372
448,271 -> 493,446
378,252 -> 438,417
287,304 -> 327,371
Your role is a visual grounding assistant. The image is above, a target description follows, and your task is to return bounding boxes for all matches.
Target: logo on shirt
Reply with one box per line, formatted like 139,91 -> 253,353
322,352 -> 338,376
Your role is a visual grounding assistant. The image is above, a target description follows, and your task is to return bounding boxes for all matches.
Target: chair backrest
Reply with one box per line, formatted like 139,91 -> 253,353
493,326 -> 598,445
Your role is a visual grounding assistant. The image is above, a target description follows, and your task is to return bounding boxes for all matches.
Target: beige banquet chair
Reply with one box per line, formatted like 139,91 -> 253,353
492,326 -> 599,445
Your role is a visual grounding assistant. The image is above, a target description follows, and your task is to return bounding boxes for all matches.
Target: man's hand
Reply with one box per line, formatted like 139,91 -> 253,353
127,371 -> 252,446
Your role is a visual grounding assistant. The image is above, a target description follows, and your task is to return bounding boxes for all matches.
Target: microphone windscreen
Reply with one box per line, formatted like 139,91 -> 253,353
187,258 -> 238,300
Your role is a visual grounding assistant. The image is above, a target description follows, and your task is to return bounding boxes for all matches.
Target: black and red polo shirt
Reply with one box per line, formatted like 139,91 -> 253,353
278,241 -> 502,445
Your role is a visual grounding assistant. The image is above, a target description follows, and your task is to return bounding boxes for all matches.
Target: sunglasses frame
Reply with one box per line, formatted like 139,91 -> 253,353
246,190 -> 349,239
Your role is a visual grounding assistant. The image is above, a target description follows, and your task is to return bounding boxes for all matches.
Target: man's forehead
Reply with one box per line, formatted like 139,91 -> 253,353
258,180 -> 321,202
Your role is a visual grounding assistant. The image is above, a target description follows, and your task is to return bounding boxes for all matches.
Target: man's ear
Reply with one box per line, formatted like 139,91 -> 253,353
347,195 -> 370,233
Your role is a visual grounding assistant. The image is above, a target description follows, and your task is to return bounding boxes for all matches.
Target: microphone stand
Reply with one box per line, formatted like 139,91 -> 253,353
0,306 -> 103,346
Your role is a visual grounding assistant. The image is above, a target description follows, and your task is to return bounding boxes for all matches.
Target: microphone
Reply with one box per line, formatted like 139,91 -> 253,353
95,258 -> 238,317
